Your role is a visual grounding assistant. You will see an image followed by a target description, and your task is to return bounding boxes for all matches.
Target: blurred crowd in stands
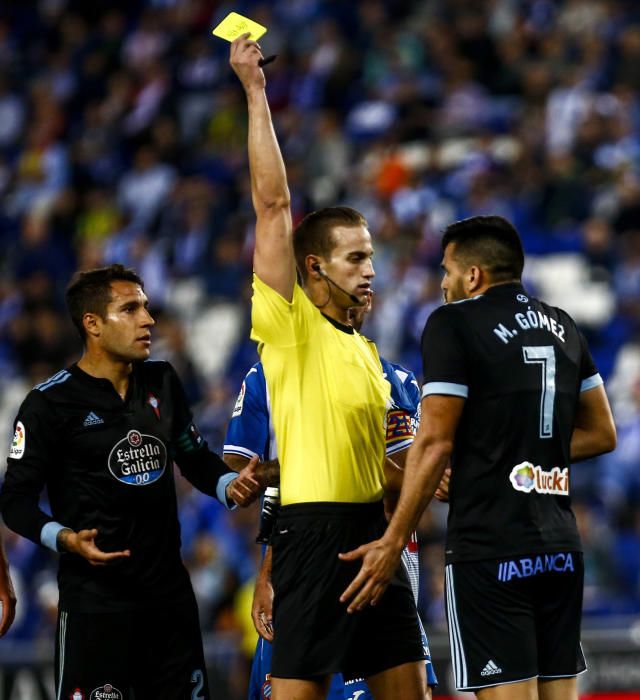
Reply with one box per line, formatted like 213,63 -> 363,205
1,0 -> 640,669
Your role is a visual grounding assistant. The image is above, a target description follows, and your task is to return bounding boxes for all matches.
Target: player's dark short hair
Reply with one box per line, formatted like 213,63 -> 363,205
294,206 -> 367,282
442,215 -> 524,282
66,264 -> 144,341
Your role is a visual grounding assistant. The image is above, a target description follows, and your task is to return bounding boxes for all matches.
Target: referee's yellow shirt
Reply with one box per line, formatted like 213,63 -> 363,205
251,274 -> 390,505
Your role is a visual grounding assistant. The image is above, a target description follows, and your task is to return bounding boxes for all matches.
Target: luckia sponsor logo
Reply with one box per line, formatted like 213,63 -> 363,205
108,430 -> 167,486
509,461 -> 569,496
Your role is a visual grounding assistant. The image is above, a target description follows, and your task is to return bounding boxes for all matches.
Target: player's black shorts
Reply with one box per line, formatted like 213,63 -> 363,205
270,501 -> 425,680
445,552 -> 586,692
55,587 -> 209,700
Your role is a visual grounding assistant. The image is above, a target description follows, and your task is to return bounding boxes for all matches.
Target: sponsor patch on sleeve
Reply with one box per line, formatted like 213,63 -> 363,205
9,421 -> 26,459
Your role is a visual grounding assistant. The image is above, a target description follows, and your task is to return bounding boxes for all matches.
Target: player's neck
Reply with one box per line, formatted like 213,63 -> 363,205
481,278 -> 521,295
77,352 -> 133,400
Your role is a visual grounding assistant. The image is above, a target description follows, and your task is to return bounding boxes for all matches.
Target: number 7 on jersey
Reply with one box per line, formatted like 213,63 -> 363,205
522,345 -> 556,439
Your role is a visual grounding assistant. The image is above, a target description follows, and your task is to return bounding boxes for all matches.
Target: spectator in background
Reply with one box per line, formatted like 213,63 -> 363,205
117,145 -> 176,228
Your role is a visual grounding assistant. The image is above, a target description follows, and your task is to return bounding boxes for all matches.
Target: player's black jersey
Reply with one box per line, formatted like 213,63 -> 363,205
421,283 -> 601,564
0,360 -> 232,612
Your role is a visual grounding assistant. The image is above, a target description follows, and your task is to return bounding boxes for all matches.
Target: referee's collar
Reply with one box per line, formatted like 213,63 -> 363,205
321,313 -> 354,334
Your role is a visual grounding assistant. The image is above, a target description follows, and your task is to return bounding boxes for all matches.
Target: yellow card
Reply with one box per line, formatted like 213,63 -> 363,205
212,12 -> 267,42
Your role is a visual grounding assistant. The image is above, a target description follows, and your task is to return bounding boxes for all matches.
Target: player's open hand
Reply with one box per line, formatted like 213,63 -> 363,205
0,567 -> 16,636
60,529 -> 131,566
338,537 -> 402,613
227,455 -> 263,507
434,466 -> 451,502
230,33 -> 266,91
252,563 -> 274,642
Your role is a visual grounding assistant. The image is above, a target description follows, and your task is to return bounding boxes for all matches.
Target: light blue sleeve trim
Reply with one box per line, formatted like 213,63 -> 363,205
422,382 -> 469,399
580,373 -> 603,392
41,521 -> 66,552
216,472 -> 239,511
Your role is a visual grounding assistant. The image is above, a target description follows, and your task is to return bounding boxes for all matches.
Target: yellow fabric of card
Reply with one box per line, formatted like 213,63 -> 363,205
212,12 -> 267,42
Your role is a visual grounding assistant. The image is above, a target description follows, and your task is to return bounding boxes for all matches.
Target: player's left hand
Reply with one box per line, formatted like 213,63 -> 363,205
338,537 -> 402,613
0,568 -> 17,637
434,466 -> 451,502
226,455 -> 264,506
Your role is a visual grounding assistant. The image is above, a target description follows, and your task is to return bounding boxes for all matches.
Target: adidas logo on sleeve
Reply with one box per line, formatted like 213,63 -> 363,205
83,412 -> 104,427
480,660 -> 502,676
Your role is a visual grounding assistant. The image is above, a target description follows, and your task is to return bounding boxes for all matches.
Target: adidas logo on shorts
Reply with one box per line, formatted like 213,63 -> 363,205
480,660 -> 502,676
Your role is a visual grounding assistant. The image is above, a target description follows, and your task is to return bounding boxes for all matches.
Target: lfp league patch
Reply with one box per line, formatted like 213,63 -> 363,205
9,420 -> 26,459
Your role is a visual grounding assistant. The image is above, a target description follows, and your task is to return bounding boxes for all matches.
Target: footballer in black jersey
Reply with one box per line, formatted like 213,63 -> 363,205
0,265 -> 264,700
341,217 -> 616,699
422,282 -> 598,564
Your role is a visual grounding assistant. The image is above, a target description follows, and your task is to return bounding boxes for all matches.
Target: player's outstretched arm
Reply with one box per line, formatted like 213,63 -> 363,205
0,536 -> 16,636
57,528 -> 131,567
339,394 -> 464,613
230,34 -> 296,301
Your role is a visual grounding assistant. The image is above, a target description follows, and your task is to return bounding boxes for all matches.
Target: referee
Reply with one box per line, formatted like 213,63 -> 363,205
341,216 -> 617,700
223,309 -> 439,699
0,264 -> 263,700
230,35 -> 426,700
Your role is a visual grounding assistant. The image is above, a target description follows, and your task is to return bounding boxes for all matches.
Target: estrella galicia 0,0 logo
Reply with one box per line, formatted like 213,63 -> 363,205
108,430 -> 167,486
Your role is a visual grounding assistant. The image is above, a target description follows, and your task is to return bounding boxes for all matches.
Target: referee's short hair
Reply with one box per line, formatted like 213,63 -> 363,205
442,215 -> 525,282
294,206 -> 367,282
66,264 -> 144,341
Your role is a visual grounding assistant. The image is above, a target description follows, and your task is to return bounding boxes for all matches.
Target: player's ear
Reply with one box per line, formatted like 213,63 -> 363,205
83,312 -> 101,339
467,265 -> 482,293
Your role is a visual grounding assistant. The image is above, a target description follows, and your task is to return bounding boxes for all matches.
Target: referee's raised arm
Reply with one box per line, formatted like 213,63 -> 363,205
230,34 -> 296,301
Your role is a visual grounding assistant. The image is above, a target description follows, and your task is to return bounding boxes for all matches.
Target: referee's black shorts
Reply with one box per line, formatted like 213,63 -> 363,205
270,501 -> 426,680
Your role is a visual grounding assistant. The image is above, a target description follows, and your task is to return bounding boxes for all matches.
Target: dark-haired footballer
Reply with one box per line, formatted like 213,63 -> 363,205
0,264 -> 264,700
341,216 -> 617,700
